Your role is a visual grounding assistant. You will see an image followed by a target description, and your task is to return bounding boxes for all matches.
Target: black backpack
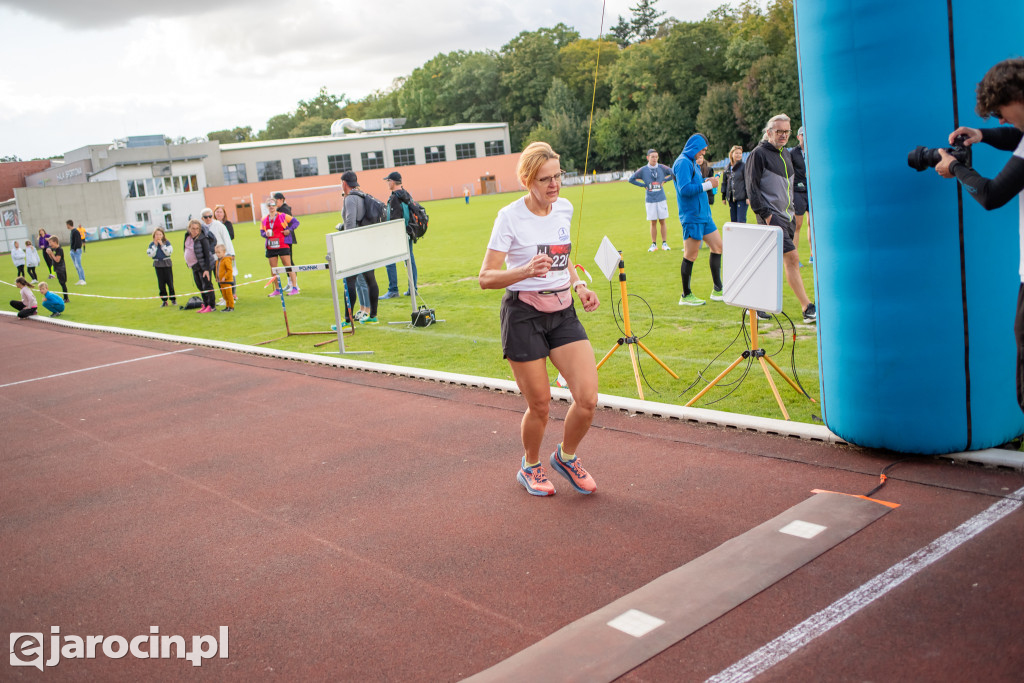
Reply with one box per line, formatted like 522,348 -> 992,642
404,199 -> 429,242
389,190 -> 429,242
350,189 -> 387,227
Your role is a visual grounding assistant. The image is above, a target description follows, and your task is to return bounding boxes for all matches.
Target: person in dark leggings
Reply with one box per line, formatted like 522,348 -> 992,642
183,219 -> 217,313
10,277 -> 38,318
147,227 -> 176,306
38,229 -> 54,277
45,236 -> 69,302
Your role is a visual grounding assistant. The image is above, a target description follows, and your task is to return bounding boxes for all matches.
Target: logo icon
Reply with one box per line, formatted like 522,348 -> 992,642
10,633 -> 44,671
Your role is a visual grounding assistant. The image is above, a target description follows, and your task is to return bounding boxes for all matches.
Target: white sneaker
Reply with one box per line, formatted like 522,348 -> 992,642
647,243 -> 657,252
76,280 -> 86,285
661,242 -> 671,251
216,298 -> 226,306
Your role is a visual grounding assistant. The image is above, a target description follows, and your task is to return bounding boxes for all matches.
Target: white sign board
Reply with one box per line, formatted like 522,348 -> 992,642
722,222 -> 783,313
326,219 -> 409,279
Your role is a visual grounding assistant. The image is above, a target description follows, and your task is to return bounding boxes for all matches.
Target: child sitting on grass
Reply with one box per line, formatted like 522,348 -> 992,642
215,244 -> 235,312
10,276 -> 37,318
38,282 -> 66,318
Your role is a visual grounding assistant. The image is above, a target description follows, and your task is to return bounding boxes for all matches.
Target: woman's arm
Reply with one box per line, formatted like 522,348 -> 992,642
478,249 -> 552,290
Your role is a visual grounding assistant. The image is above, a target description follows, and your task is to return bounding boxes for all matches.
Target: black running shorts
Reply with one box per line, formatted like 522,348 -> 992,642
794,191 -> 809,216
500,291 -> 589,363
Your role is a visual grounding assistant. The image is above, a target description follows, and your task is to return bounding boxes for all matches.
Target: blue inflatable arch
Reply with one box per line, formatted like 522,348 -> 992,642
794,0 -> 1024,453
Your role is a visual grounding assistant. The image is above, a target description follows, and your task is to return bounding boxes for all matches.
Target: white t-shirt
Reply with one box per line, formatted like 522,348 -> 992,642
487,196 -> 574,291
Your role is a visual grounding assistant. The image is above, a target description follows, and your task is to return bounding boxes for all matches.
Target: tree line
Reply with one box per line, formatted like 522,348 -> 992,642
208,0 -> 800,170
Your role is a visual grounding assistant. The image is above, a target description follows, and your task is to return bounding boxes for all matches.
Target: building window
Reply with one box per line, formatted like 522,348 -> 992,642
456,143 -> 477,160
484,140 -> 505,156
257,160 -> 283,181
223,164 -> 248,185
135,210 -> 151,225
424,146 -> 447,164
327,154 -> 352,174
293,157 -> 319,177
393,148 -> 415,167
361,151 -> 384,170
162,203 -> 173,231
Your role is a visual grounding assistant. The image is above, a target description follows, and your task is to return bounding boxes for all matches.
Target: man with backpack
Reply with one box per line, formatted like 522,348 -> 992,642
382,171 -> 425,298
339,171 -> 380,322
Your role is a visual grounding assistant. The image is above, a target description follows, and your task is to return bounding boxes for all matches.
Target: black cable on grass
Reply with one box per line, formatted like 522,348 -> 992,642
675,307 -> 752,400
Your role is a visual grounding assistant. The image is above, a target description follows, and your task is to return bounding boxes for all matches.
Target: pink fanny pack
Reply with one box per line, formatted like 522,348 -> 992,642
517,287 -> 572,313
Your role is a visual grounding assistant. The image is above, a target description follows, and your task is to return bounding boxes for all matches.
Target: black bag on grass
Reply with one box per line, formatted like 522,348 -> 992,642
180,296 -> 203,310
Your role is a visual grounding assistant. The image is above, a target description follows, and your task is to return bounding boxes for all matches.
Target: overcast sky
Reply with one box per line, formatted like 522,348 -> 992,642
0,0 -> 724,161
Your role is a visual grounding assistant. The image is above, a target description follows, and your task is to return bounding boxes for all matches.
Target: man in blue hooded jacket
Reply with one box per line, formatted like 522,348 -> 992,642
672,133 -> 724,306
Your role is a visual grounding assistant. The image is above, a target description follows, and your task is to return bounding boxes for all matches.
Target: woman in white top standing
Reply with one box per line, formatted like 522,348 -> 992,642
479,142 -> 601,497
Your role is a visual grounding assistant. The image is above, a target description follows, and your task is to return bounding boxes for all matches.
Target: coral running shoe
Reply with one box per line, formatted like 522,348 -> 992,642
267,289 -> 281,297
549,444 -> 596,494
517,457 -> 556,496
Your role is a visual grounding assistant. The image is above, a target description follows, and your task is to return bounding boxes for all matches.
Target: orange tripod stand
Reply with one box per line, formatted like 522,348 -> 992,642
684,309 -> 815,420
595,253 -> 678,399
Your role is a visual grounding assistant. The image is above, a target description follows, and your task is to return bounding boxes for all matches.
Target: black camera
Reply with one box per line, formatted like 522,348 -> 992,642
907,133 -> 972,171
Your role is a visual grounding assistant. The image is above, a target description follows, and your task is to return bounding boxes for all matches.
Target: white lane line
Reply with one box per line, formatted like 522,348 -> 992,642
707,485 -> 1024,683
0,349 -> 193,388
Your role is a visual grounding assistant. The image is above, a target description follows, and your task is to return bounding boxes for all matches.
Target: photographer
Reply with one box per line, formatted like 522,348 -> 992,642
935,57 -> 1024,408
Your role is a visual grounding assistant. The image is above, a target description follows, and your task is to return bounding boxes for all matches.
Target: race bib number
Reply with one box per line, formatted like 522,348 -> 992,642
267,237 -> 282,249
648,181 -> 662,193
538,243 -> 571,271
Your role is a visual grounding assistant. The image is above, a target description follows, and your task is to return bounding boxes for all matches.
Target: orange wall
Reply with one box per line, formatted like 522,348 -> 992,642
203,154 -> 521,223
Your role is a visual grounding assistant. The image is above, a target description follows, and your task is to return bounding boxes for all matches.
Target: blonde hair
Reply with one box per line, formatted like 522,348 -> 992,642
729,145 -> 743,160
187,219 -> 203,231
517,142 -> 560,187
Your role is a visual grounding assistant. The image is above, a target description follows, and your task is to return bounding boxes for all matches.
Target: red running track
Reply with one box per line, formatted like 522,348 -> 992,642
1,315 -> 1023,681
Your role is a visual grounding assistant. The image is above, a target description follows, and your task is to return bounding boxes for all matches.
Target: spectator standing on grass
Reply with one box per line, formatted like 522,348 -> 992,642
792,126 -> 810,265
9,277 -> 37,318
628,148 -> 676,252
213,205 -> 234,240
745,113 -> 816,324
183,218 -> 216,313
260,200 -> 300,295
146,227 -> 176,307
44,236 -> 68,302
66,219 -> 86,285
673,133 -> 724,307
478,141 -> 601,497
721,145 -> 749,224
273,192 -> 297,267
38,229 -> 54,278
11,241 -> 25,278
383,171 -> 419,299
339,171 -> 380,324
38,282 -> 64,318
201,207 -> 237,304
24,242 -> 39,282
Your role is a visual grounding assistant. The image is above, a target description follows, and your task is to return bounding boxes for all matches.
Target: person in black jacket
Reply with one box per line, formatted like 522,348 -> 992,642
745,113 -> 816,324
382,171 -> 419,298
721,145 -> 748,223
183,219 -> 217,313
791,127 -> 810,263
937,57 -> 1024,410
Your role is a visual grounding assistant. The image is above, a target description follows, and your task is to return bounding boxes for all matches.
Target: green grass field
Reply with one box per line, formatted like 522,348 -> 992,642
12,182 -> 821,422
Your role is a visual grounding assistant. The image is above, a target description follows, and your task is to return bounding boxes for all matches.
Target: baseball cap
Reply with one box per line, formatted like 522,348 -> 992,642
340,171 -> 359,187
383,171 -> 402,183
